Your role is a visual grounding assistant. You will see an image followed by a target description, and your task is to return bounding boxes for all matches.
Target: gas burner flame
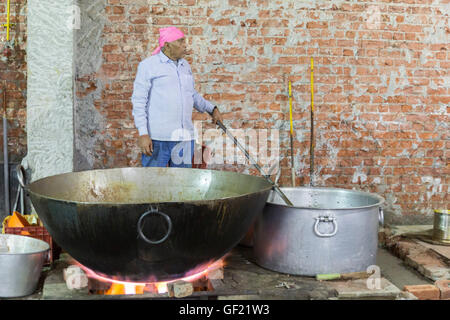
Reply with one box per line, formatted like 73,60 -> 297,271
73,257 -> 226,295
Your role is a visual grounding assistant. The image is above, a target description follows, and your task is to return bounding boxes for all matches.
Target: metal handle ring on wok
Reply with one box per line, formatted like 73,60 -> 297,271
137,207 -> 172,245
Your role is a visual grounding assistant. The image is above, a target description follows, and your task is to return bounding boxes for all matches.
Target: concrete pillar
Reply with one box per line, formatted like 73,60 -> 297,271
23,0 -> 75,182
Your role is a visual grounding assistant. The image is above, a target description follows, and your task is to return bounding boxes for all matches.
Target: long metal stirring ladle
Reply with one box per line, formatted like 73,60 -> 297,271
216,120 -> 294,206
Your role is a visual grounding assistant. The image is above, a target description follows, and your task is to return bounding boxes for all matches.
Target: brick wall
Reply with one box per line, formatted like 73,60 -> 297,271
0,0 -> 442,223
91,0 -> 448,222
0,0 -> 27,163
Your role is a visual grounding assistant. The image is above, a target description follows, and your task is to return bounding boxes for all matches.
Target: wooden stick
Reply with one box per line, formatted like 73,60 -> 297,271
316,271 -> 372,281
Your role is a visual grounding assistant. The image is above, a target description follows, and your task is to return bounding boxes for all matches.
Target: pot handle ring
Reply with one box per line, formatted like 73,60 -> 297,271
137,207 -> 172,245
314,216 -> 338,237
378,207 -> 384,227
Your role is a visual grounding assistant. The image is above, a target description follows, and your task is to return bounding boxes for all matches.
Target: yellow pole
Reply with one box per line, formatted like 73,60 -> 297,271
6,0 -> 11,41
310,58 -> 314,113
289,80 -> 293,135
288,80 -> 295,186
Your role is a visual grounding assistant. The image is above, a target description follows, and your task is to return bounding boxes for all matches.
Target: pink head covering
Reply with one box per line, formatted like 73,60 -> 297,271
151,27 -> 185,55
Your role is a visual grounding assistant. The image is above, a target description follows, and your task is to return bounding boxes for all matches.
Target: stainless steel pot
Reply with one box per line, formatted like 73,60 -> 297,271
433,209 -> 450,244
0,234 -> 49,298
254,187 -> 385,276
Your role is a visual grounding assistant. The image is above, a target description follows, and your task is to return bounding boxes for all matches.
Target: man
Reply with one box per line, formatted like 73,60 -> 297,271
132,26 -> 223,168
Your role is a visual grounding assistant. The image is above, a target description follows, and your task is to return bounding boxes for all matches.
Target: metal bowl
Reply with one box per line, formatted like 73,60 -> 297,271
0,234 -> 49,297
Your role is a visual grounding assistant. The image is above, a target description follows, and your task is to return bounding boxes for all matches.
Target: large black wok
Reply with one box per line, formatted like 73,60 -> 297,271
26,167 -> 272,282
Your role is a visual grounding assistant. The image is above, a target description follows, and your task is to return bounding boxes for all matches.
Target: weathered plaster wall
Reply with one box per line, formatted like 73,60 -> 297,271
23,0 -> 75,181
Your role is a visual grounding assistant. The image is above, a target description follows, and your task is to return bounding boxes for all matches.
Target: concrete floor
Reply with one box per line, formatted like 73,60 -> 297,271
376,247 -> 432,289
3,246 -> 434,300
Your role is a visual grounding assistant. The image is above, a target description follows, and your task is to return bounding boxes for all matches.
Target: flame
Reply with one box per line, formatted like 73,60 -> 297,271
155,282 -> 168,294
105,283 -> 124,295
74,256 -> 226,296
105,283 -> 145,295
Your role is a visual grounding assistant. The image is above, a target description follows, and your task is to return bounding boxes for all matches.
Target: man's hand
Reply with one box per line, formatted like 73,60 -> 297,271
211,107 -> 223,125
138,134 -> 153,156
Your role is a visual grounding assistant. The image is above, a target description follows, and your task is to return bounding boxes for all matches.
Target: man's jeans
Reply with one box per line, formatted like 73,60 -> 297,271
141,140 -> 195,168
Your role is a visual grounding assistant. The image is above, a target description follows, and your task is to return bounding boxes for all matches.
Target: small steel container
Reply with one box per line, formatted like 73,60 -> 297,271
433,209 -> 450,244
0,234 -> 49,298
